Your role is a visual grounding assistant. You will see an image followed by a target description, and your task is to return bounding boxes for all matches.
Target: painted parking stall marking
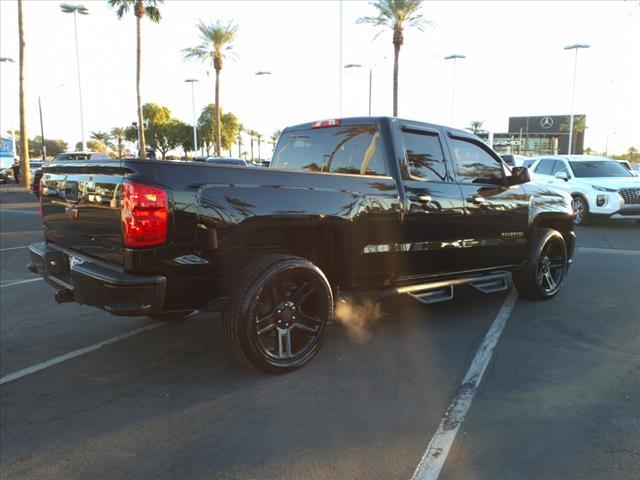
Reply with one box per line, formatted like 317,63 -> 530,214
411,289 -> 519,480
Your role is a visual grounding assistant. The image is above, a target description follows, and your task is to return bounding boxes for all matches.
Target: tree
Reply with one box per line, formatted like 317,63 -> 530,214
90,131 -> 113,149
245,129 -> 259,161
627,146 -> 637,162
110,127 -> 127,158
256,132 -> 263,161
270,129 -> 281,150
147,119 -> 190,159
183,20 -> 238,157
29,137 -> 68,159
197,104 -> 241,156
18,0 -> 30,189
358,0 -> 428,116
466,120 -> 485,135
108,0 -> 163,159
237,124 -> 244,158
560,116 -> 587,154
76,139 -> 108,152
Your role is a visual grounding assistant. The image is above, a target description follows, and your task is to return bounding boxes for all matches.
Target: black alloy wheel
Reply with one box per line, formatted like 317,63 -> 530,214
536,235 -> 566,295
224,255 -> 333,374
513,228 -> 568,300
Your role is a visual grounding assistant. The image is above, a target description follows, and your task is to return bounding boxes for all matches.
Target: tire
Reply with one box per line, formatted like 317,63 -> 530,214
513,228 -> 568,300
223,254 -> 334,374
149,310 -> 195,321
571,195 -> 590,226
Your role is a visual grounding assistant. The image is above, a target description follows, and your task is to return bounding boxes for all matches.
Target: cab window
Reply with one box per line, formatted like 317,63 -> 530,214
534,159 -> 556,175
401,130 -> 449,181
450,138 -> 504,184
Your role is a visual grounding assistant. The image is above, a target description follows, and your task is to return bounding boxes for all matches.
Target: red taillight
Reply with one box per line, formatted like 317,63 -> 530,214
120,182 -> 168,247
311,119 -> 341,128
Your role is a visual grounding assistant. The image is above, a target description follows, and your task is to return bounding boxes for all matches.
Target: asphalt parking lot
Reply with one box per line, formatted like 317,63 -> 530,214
1,187 -> 638,480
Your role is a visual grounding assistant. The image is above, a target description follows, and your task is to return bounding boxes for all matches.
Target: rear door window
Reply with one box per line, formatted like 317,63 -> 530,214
401,129 -> 450,181
272,124 -> 387,176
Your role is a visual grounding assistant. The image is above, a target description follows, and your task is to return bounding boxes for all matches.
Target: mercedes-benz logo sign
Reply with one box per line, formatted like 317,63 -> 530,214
540,116 -> 554,129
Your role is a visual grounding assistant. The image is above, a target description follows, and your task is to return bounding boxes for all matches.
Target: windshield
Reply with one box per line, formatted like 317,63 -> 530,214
569,160 -> 633,178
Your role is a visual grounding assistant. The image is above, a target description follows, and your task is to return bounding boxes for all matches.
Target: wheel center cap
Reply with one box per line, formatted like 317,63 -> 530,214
280,308 -> 293,322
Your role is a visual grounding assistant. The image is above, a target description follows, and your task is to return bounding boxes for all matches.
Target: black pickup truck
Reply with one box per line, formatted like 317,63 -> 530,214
29,117 -> 575,373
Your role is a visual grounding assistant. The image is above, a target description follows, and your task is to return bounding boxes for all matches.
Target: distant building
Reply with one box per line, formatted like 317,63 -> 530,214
483,115 -> 586,156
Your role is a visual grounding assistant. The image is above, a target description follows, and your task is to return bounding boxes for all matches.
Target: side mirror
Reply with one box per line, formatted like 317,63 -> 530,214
555,170 -> 569,181
508,166 -> 531,186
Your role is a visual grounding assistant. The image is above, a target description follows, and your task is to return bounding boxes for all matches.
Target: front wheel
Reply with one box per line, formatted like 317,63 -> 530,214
223,254 -> 334,374
571,196 -> 590,226
513,228 -> 568,300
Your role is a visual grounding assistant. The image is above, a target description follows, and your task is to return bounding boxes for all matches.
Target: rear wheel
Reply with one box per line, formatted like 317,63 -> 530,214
571,195 -> 590,226
223,254 -> 333,374
513,228 -> 567,300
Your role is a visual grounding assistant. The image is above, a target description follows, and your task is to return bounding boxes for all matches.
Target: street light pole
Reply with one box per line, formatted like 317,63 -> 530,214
185,79 -> 198,156
60,3 -> 89,152
444,54 -> 466,126
564,43 -> 590,155
345,57 -> 386,116
38,96 -> 46,160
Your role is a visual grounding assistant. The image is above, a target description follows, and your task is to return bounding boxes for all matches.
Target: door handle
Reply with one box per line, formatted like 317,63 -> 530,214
410,194 -> 432,203
467,195 -> 485,204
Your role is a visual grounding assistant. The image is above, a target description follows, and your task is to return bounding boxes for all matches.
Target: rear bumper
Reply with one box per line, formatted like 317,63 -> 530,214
27,242 -> 166,316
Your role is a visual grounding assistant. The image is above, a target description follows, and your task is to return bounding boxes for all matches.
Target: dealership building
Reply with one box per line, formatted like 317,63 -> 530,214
480,114 -> 586,156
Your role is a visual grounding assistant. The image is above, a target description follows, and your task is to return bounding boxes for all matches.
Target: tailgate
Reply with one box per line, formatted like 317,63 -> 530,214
40,160 -> 126,265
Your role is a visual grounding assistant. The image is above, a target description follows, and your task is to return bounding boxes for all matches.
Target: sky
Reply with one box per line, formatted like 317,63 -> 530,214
0,0 -> 639,155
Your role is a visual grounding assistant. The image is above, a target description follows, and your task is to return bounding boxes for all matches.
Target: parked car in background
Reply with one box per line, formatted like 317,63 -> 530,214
192,156 -> 208,162
529,155 -> 640,225
617,160 -> 639,177
0,156 -> 13,183
31,152 -> 110,197
205,157 -> 249,166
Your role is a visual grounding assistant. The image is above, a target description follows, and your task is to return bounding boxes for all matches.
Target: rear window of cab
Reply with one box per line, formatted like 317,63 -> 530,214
272,125 -> 387,176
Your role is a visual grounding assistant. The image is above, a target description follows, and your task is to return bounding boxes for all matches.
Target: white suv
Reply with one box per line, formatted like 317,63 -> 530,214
529,155 -> 640,225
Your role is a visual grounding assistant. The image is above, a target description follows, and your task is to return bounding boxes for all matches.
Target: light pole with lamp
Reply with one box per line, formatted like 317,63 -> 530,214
564,43 -> 590,155
60,3 -> 89,152
444,54 -> 466,126
184,79 -> 199,157
344,57 -> 387,116
0,57 -> 17,159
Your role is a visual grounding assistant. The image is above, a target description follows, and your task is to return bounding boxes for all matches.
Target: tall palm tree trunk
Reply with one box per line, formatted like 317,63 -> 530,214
392,42 -> 400,117
250,137 -> 254,161
136,14 -> 146,158
18,0 -> 30,189
257,139 -> 261,161
214,69 -> 221,157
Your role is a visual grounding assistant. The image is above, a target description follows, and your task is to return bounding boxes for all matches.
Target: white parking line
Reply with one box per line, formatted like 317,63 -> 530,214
411,289 -> 519,480
577,247 -> 640,256
0,278 -> 43,288
0,245 -> 28,252
0,322 -> 170,385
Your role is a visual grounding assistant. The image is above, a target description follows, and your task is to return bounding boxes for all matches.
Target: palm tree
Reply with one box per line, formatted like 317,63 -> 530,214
110,127 -> 127,158
246,129 -> 258,161
466,120 -> 485,135
560,116 -> 587,154
237,124 -> 244,158
256,132 -> 263,161
17,0 -> 30,189
270,129 -> 281,150
108,0 -> 163,159
357,0 -> 428,116
90,130 -> 112,148
183,20 -> 238,157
